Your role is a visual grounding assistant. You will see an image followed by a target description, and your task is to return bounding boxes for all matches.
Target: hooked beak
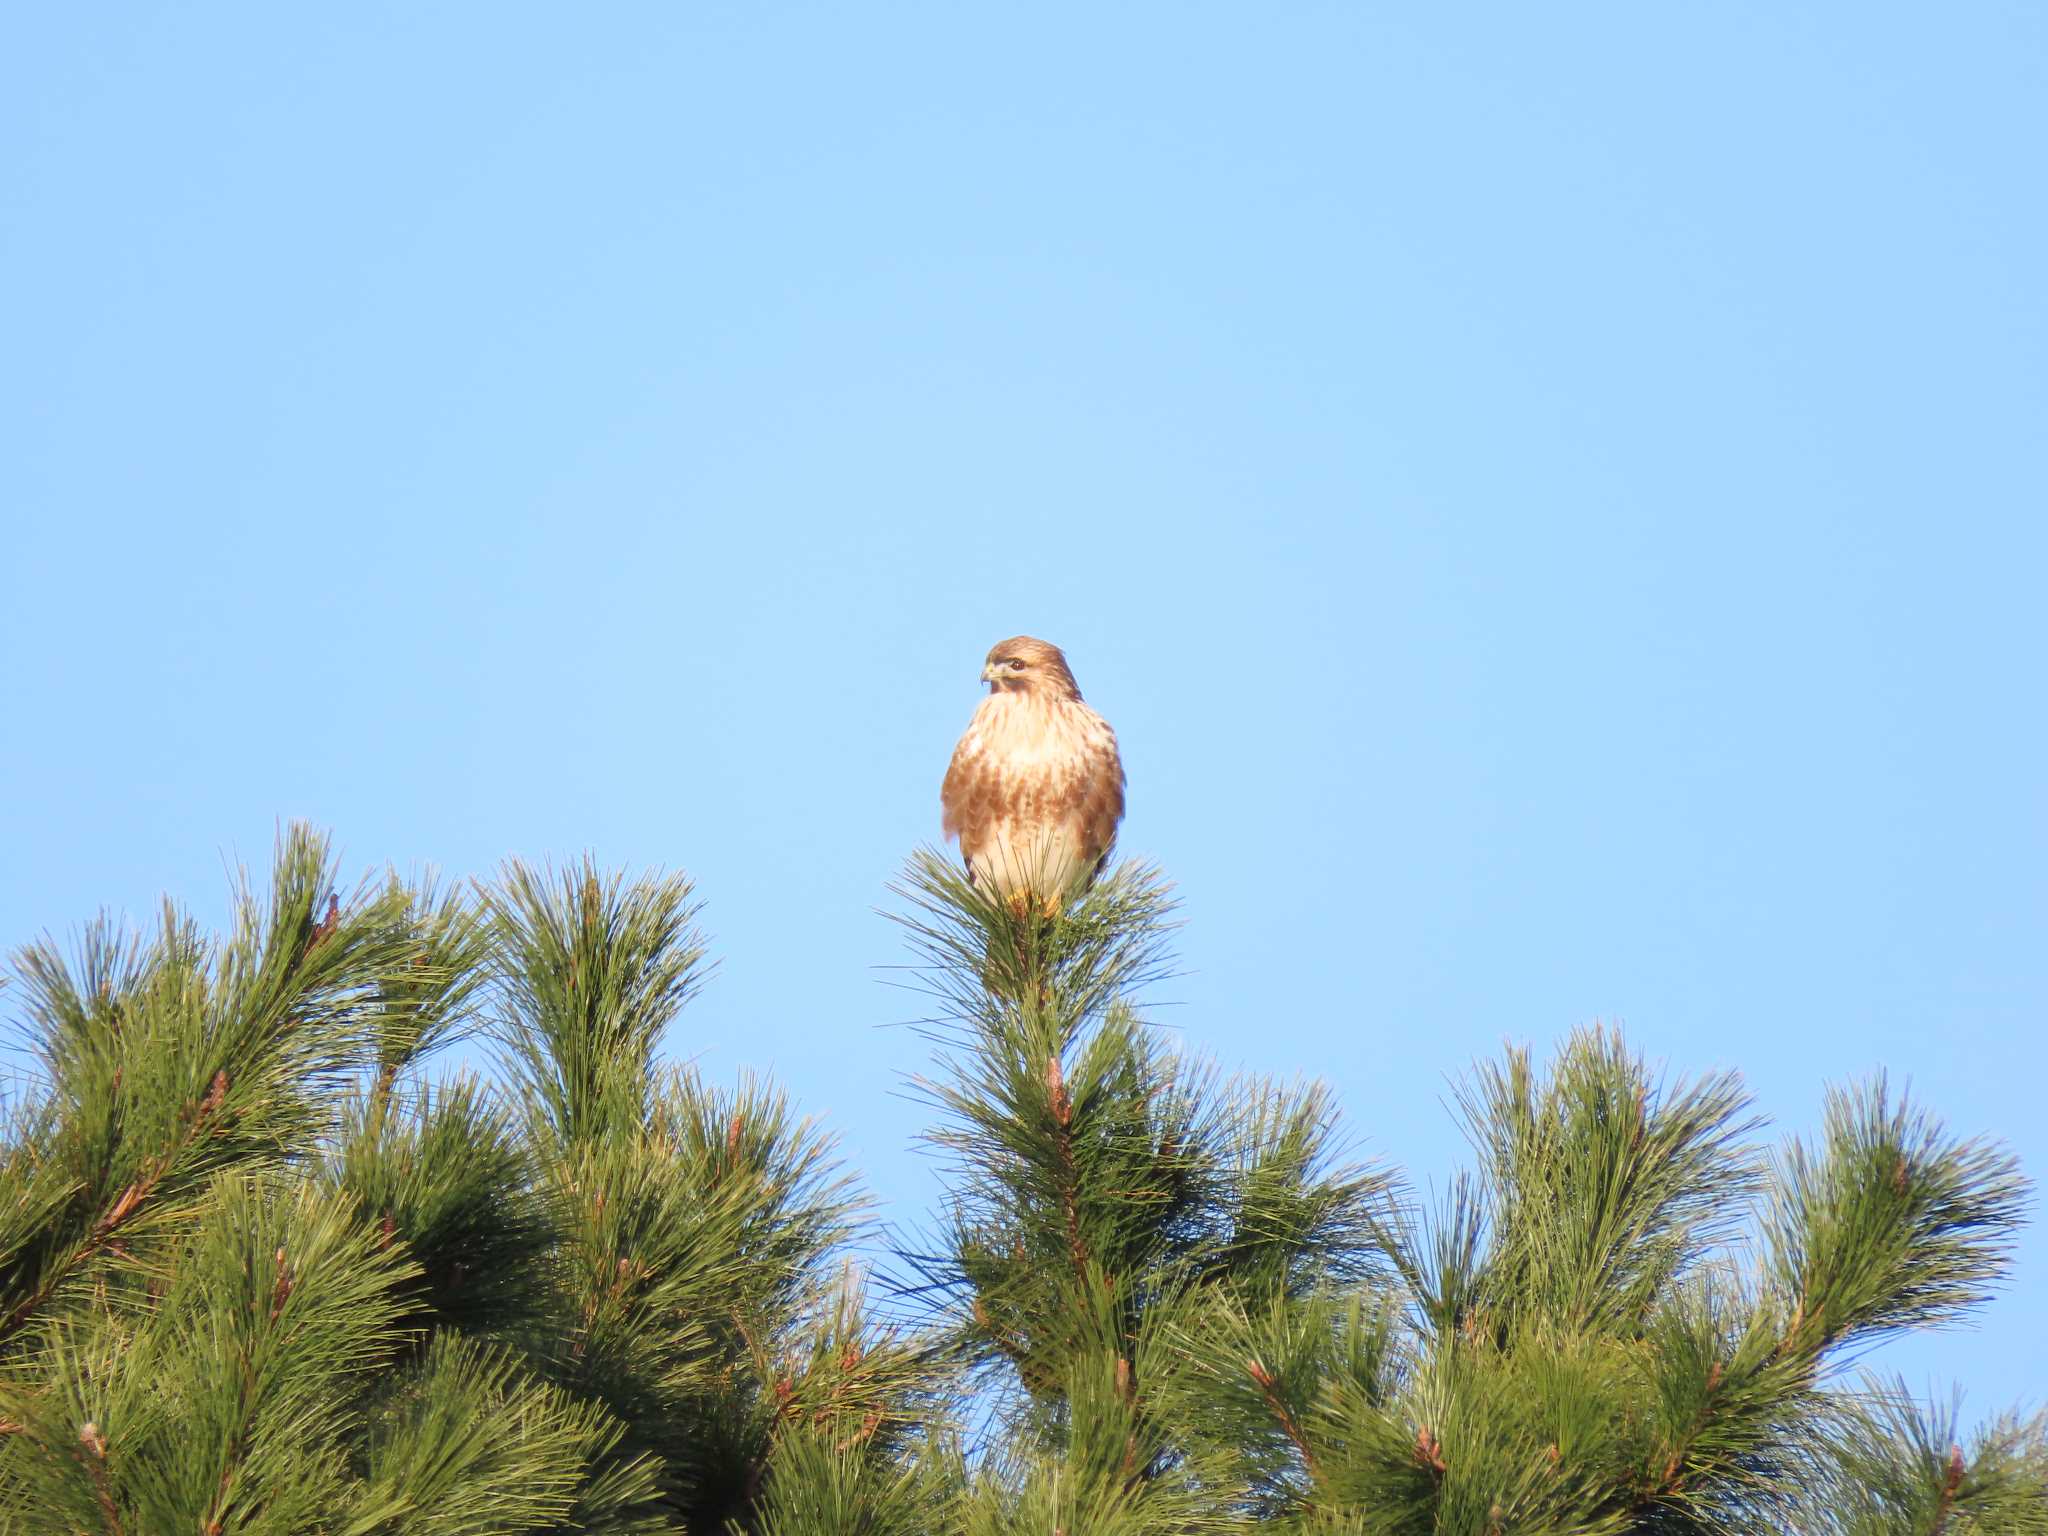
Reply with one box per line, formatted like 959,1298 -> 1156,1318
980,663 -> 1000,684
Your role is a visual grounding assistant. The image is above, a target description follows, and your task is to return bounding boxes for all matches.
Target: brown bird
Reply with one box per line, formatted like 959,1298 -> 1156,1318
941,636 -> 1126,914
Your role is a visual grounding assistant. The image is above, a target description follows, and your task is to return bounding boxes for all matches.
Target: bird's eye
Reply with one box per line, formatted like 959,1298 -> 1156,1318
1006,659 -> 1027,671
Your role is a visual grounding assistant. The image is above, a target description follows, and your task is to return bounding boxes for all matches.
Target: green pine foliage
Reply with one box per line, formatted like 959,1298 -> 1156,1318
0,825 -> 2036,1533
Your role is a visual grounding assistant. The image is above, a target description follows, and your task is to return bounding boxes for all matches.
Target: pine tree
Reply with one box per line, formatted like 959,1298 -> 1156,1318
876,850 -> 2046,1535
0,826 -> 2038,1533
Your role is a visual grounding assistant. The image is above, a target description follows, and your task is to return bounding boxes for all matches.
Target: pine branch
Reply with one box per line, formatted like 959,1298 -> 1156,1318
0,826 -> 419,1352
485,858 -> 709,1150
1766,1077 -> 2028,1362
1794,1377 -> 2048,1535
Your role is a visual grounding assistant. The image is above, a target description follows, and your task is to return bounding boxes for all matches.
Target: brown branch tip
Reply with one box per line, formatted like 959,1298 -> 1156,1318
1416,1425 -> 1447,1475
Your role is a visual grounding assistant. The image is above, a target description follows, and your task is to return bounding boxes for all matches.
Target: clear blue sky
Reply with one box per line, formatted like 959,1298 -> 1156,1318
5,5 -> 2043,1413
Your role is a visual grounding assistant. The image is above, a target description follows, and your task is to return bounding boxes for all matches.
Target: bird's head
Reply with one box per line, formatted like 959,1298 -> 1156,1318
981,636 -> 1082,700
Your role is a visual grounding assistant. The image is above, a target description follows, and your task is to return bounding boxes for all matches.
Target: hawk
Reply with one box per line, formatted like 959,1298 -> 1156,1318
941,636 -> 1126,914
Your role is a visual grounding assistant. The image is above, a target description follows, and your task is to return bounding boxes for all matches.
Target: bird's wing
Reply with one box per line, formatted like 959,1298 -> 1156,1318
1072,715 -> 1127,884
941,729 -> 997,877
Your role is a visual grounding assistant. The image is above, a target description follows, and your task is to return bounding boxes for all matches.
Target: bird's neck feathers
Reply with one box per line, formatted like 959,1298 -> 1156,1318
971,687 -> 1094,745
970,688 -> 1064,729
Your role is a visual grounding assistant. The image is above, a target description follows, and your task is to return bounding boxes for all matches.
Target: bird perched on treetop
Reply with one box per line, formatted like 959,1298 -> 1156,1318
942,636 -> 1126,915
